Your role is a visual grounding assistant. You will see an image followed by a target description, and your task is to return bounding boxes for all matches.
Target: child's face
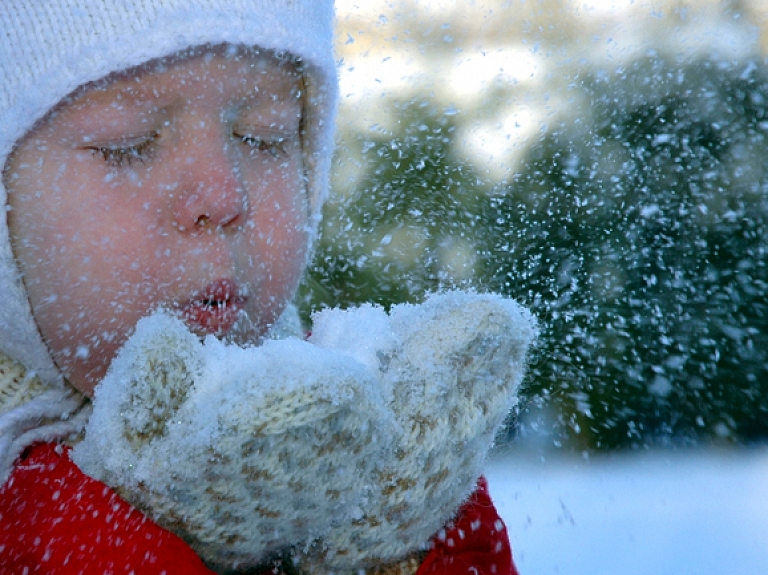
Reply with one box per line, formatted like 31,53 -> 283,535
4,46 -> 309,395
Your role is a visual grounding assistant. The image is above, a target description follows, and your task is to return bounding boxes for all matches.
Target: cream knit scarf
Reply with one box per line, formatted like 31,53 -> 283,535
0,356 -> 90,477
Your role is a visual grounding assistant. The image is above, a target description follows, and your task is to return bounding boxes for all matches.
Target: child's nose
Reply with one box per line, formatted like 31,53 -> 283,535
173,134 -> 246,233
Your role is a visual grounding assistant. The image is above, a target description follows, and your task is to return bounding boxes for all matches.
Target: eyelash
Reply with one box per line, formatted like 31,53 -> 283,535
238,135 -> 288,158
88,132 -> 289,167
87,133 -> 159,168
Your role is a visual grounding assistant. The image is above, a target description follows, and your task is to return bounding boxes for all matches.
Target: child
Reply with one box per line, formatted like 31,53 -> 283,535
0,1 -> 528,574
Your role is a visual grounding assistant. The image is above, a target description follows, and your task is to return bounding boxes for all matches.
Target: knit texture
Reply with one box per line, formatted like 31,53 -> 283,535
300,293 -> 534,572
0,0 -> 338,387
0,354 -> 49,410
72,291 -> 536,573
0,354 -> 91,483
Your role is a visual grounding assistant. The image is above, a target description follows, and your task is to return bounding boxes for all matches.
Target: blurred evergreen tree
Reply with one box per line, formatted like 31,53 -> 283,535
300,98 -> 490,310
301,55 -> 768,450
480,56 -> 768,448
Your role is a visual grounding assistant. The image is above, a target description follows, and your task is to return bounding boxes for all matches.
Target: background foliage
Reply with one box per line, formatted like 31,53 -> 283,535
299,2 -> 768,451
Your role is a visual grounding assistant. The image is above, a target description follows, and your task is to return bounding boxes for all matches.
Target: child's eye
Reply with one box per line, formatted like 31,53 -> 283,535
85,132 -> 159,167
235,132 -> 288,158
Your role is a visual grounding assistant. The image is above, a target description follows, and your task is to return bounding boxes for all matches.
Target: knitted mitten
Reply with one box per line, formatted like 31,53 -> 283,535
72,291 -> 536,573
300,291 -> 535,572
72,312 -> 394,572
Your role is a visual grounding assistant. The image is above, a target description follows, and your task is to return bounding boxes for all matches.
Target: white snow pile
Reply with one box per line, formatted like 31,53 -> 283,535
72,290 -> 536,572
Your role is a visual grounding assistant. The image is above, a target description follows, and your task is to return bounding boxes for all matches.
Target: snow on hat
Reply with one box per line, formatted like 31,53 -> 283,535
0,0 -> 338,387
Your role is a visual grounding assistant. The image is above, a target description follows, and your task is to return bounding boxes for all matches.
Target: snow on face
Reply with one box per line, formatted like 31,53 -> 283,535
4,45 -> 309,395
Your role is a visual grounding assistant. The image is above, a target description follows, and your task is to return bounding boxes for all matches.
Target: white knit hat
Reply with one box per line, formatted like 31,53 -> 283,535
0,0 -> 338,386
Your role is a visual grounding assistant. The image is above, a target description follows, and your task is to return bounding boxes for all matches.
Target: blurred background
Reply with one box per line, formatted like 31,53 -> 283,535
300,3 -> 768,570
299,0 -> 768,455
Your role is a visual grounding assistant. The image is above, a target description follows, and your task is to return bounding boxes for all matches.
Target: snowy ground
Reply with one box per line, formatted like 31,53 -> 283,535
485,446 -> 768,574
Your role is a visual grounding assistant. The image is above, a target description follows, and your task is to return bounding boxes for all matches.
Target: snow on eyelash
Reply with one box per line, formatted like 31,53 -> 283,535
85,129 -> 291,168
85,133 -> 160,168
236,134 -> 289,158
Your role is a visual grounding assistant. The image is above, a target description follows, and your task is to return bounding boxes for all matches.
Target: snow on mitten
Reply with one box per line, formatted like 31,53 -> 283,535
301,291 -> 536,572
72,311 -> 394,572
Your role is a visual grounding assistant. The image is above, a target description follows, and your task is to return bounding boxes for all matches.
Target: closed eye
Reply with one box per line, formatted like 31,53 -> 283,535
85,132 -> 160,167
234,131 -> 289,158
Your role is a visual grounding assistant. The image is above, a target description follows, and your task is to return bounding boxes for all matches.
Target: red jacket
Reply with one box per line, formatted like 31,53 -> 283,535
0,444 -> 519,575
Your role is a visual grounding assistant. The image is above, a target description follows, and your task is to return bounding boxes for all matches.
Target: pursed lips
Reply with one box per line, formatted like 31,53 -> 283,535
179,278 -> 246,335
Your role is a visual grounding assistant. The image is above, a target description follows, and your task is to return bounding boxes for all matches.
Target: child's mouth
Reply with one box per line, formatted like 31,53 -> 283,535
180,279 -> 246,336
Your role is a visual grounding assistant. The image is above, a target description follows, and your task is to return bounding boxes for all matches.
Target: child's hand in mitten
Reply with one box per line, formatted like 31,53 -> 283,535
300,291 -> 536,572
72,312 -> 394,572
72,291 -> 535,575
